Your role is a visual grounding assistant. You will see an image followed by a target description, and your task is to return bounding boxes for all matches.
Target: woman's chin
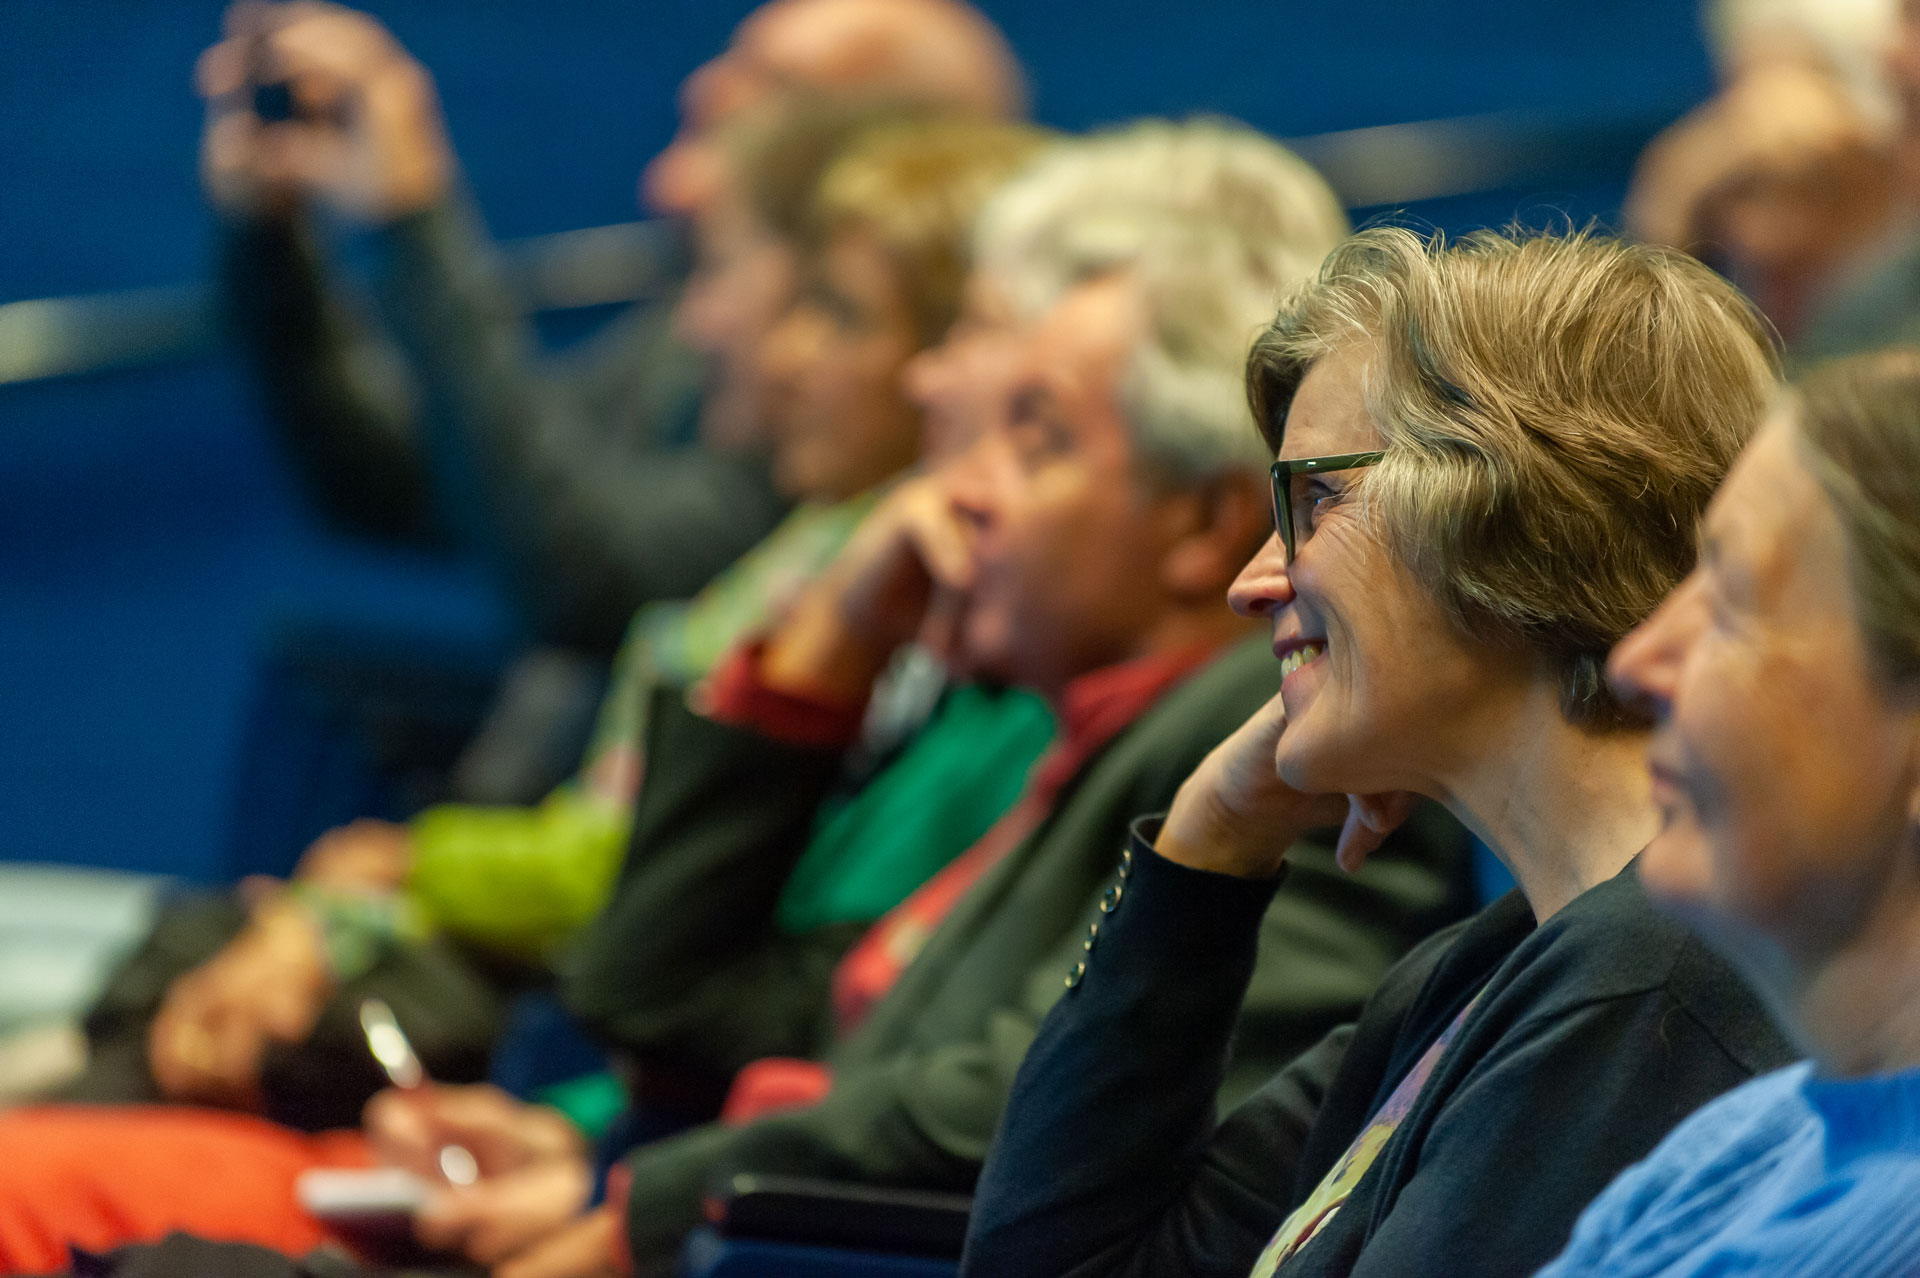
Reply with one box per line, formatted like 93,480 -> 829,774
1274,716 -> 1393,801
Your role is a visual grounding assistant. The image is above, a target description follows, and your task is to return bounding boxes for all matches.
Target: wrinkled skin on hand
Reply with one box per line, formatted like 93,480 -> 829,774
820,473 -> 975,655
364,1084 -> 595,1267
760,471 -> 977,703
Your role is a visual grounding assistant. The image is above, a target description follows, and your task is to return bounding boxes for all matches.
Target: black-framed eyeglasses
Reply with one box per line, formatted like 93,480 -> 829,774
1270,450 -> 1386,561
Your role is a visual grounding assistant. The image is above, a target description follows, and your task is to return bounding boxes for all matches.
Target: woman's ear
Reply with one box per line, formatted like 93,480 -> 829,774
1159,472 -> 1270,600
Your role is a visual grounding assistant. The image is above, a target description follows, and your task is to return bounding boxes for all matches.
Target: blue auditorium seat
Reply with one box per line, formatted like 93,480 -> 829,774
676,1176 -> 970,1278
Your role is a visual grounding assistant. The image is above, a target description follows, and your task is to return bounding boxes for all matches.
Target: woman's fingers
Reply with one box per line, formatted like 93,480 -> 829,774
1334,792 -> 1416,874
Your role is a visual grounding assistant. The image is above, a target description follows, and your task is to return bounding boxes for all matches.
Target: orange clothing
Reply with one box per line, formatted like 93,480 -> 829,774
0,1106 -> 369,1274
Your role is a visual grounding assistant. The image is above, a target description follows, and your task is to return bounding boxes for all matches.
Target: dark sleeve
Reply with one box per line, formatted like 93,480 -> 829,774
218,213 -> 439,545
961,830 -> 1347,1278
1331,989 -> 1761,1278
612,809 -> 1449,1274
373,196 -> 787,652
558,688 -> 854,1072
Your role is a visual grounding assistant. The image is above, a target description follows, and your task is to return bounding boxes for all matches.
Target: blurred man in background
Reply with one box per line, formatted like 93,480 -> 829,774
199,0 -> 1025,649
64,104 -> 1039,1133
1797,0 -> 1920,359
196,0 -> 1028,872
1625,0 -> 1902,343
74,0 -> 1030,1124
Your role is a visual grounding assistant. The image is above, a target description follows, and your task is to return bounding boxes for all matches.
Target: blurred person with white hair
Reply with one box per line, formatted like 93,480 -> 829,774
1794,0 -> 1920,359
1626,0 -> 1902,341
0,111 -> 1051,1278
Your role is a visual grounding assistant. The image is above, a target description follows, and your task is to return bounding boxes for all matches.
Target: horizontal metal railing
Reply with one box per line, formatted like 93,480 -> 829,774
0,105 -> 1677,388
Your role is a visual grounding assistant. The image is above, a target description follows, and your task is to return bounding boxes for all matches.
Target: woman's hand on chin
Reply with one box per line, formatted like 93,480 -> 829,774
1157,690 -> 1413,877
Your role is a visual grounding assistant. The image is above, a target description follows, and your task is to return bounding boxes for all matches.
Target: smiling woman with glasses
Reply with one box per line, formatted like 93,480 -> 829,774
965,226 -> 1798,1278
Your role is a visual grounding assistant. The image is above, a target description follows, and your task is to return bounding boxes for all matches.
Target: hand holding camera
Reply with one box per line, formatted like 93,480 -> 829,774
196,0 -> 453,222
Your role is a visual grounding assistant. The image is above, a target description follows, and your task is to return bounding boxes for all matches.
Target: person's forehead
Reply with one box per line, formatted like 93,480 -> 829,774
736,0 -> 882,84
1708,416 -> 1845,615
1026,276 -> 1144,370
1279,344 -> 1380,461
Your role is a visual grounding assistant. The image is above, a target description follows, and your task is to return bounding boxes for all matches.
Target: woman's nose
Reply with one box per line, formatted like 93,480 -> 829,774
1607,573 -> 1706,717
1227,532 -> 1295,619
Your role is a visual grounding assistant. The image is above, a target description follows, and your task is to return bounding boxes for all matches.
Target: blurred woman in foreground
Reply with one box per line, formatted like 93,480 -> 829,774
1539,348 -> 1920,1277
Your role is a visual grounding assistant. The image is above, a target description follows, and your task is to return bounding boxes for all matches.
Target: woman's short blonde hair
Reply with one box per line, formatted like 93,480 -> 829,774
810,117 -> 1054,343
1792,348 -> 1920,686
1248,226 -> 1780,728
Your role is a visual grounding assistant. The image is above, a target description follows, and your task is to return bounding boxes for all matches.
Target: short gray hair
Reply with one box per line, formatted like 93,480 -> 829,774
974,118 -> 1350,483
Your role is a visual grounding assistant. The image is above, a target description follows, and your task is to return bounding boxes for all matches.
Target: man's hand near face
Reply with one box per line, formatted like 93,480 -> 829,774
759,473 -> 976,704
196,0 -> 453,223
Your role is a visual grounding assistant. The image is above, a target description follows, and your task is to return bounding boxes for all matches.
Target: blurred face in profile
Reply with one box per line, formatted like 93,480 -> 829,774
1694,64 -> 1896,333
672,174 -> 799,445
645,44 -> 779,218
1608,412 -> 1920,975
758,226 -> 923,501
1888,0 -> 1920,189
901,272 -> 1028,463
939,274 -> 1193,697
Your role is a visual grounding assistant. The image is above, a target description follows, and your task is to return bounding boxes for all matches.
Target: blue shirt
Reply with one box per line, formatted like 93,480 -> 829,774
1539,1060 -> 1920,1277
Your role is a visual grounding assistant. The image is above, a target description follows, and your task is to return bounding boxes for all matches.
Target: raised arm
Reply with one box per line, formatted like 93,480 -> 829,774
199,2 -> 788,649
371,196 -> 787,650
198,6 -> 439,545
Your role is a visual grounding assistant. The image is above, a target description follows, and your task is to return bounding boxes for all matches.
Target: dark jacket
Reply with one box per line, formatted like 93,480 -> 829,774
219,198 -> 787,652
963,828 -> 1798,1278
562,636 -> 1475,1269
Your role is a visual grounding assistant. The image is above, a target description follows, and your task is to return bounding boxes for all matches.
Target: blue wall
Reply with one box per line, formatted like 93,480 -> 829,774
0,1 -> 1715,880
